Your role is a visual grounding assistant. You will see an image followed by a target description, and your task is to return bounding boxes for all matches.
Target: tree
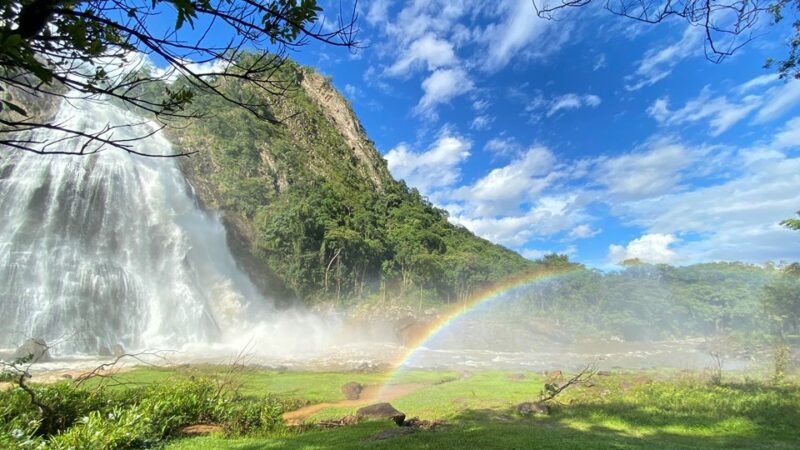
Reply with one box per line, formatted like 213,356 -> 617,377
781,210 -> 800,231
0,0 -> 358,156
762,264 -> 800,337
532,0 -> 800,79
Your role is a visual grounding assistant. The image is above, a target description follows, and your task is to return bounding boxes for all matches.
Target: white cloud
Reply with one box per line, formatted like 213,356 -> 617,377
647,77 -> 800,135
547,93 -> 601,116
773,116 -> 800,149
453,146 -> 558,215
567,224 -> 601,240
596,141 -> 698,200
385,130 -> 472,195
593,54 -> 607,71
755,79 -> 800,122
738,74 -> 779,93
484,136 -> 519,155
609,234 -> 679,264
452,194 -> 580,247
343,83 -> 361,100
472,99 -> 490,111
646,87 -> 760,136
385,33 -> 457,77
480,0 -> 557,71
415,68 -> 474,117
471,115 -> 494,130
608,118 -> 800,263
626,26 -> 701,91
366,0 -> 392,24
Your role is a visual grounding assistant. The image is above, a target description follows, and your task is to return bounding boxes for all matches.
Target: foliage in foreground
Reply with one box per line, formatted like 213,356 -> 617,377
0,378 -> 296,449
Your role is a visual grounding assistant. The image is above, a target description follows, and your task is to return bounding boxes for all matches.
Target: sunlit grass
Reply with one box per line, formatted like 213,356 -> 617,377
101,365 -> 800,449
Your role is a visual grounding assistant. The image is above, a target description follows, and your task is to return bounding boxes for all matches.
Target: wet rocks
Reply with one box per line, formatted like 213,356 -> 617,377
13,338 -> 51,363
356,403 -> 406,426
517,402 -> 550,416
111,344 -> 126,358
341,381 -> 363,400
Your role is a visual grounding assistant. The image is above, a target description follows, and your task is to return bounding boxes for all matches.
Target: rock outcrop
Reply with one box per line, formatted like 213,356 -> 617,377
13,338 -> 51,363
356,403 -> 406,426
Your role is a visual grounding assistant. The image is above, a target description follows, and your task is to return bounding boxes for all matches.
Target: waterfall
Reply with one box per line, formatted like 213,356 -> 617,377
0,98 -> 268,356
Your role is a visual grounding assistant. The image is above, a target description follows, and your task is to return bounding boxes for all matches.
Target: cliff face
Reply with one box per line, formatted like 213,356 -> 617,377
298,69 -> 388,189
171,62 -> 534,305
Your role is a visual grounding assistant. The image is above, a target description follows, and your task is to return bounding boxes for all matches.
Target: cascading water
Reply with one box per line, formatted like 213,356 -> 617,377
0,98 -> 270,356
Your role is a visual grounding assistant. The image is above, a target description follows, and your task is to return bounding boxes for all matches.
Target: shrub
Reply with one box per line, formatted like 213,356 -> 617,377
1,377 -> 295,449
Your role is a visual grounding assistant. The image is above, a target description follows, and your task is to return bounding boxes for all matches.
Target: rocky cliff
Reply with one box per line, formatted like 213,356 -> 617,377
169,61 -> 535,306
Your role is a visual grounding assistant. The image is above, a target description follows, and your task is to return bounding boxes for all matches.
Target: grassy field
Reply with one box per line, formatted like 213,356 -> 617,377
90,366 -> 800,449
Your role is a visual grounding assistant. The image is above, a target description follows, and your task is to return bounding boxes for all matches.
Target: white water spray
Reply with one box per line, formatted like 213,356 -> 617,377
0,98 -> 335,357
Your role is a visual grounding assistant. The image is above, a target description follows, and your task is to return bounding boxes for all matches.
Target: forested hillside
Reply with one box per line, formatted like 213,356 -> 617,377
169,59 -> 535,306
480,261 -> 798,340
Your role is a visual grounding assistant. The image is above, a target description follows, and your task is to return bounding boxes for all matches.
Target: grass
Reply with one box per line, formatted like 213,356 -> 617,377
96,366 -> 800,449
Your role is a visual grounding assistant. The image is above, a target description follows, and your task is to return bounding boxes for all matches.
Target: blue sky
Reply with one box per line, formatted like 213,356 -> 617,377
149,1 -> 800,267
280,0 -> 800,268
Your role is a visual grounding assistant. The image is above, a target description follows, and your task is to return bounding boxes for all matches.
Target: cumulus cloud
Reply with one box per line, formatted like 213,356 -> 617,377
385,33 -> 457,77
415,68 -> 475,117
453,146 -> 558,215
452,195 -> 581,247
609,234 -> 679,264
385,130 -> 472,196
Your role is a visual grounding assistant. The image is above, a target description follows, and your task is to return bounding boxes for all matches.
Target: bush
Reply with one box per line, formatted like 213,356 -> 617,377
0,377 -> 295,449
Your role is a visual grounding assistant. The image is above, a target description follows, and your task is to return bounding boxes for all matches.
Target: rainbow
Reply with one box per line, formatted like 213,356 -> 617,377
377,268 -> 581,395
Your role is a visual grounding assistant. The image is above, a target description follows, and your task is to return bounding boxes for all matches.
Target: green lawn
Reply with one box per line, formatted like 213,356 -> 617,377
99,366 -> 800,449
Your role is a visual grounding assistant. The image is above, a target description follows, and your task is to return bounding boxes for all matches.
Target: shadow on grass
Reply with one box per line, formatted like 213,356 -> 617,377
167,381 -> 800,449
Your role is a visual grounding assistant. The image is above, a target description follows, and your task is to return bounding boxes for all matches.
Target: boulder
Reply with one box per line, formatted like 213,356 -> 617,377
341,381 -> 363,400
13,339 -> 51,363
508,373 -> 526,381
517,402 -> 550,416
111,344 -> 126,357
356,403 -> 406,426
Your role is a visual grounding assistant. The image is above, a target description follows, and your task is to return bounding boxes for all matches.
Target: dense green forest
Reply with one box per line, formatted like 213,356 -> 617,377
167,59 -> 535,306
478,261 -> 800,341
